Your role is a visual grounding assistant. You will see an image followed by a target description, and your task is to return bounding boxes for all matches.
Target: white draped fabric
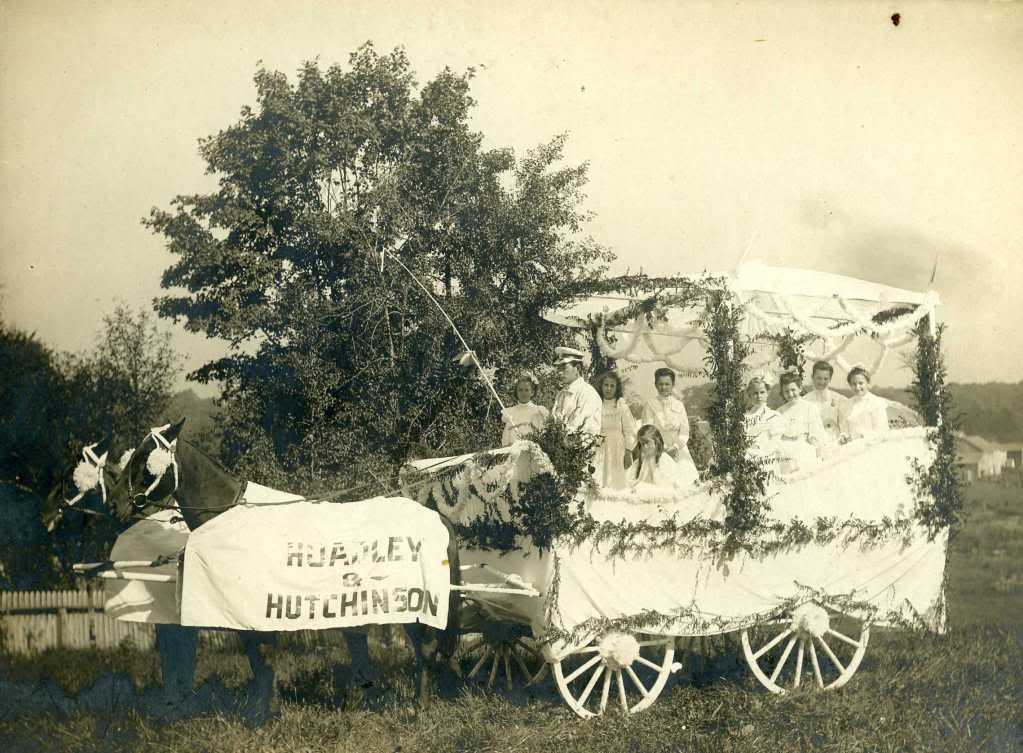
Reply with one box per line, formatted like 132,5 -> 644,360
543,263 -> 939,380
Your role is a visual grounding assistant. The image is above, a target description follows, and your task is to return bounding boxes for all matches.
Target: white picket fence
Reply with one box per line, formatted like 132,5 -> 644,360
0,589 -> 156,654
0,590 -> 402,655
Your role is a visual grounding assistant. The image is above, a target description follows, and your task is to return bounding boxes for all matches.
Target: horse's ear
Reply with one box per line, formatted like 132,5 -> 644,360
94,435 -> 112,459
163,417 -> 187,442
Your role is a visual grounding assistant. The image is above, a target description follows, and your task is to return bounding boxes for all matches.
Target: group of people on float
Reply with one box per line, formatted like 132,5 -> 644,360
500,346 -> 699,493
744,360 -> 890,473
500,346 -> 894,494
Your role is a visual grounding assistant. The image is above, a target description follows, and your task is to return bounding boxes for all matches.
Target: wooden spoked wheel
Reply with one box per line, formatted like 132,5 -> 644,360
552,633 -> 677,718
458,631 -> 547,691
741,603 -> 870,694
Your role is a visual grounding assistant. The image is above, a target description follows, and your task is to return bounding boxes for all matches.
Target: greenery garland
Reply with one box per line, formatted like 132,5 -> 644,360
766,327 -> 815,380
410,278 -> 959,641
538,579 -> 942,651
908,317 -> 966,537
702,288 -> 771,538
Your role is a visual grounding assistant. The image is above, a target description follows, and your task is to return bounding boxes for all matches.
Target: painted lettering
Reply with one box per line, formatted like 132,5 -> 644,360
371,589 -> 388,613
394,587 -> 408,613
387,536 -> 404,561
423,589 -> 439,617
287,543 -> 303,567
265,593 -> 284,619
406,537 -> 421,562
307,545 -> 325,567
407,588 -> 423,611
339,591 -> 358,616
285,595 -> 302,619
306,595 -> 320,618
322,594 -> 337,618
329,543 -> 347,567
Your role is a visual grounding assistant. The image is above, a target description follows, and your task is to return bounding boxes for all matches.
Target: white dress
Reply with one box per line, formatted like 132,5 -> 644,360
596,399 -> 638,490
744,405 -> 782,451
625,451 -> 699,492
501,402 -> 550,446
804,388 -> 847,442
838,393 -> 890,440
776,398 -> 826,472
641,395 -> 699,478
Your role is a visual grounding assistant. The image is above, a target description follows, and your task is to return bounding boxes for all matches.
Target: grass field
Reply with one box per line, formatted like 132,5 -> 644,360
1,480 -> 1020,753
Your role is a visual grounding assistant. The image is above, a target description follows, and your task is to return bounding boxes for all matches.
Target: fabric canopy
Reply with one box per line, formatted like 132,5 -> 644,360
543,262 -> 940,378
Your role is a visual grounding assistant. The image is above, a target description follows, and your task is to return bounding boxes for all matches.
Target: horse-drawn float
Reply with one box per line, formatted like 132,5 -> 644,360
65,264 -> 953,719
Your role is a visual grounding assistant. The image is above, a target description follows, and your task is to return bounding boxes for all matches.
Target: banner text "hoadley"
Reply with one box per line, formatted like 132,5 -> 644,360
286,538 -> 421,567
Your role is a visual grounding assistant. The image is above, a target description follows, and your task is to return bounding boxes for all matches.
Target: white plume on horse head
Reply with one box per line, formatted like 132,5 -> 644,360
146,446 -> 175,477
72,460 -> 101,493
117,449 -> 135,471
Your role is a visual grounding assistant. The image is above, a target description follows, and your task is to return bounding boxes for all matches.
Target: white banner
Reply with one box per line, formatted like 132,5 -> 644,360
180,496 -> 450,631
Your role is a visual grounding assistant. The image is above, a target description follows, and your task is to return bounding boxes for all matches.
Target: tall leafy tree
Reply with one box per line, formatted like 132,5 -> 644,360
147,45 -> 610,490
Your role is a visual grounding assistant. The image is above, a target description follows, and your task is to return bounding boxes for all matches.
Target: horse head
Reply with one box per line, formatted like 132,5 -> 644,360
44,435 -> 120,532
113,418 -> 187,523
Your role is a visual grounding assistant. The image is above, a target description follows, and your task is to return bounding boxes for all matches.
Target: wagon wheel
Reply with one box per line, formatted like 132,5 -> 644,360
741,602 -> 870,694
553,633 -> 677,718
457,628 -> 547,691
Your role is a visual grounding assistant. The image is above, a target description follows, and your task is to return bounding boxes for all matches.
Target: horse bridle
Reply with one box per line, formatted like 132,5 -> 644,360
127,424 -> 180,510
65,443 -> 109,507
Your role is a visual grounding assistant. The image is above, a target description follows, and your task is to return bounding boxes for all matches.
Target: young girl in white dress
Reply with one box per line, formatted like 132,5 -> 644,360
500,371 -> 551,445
594,370 -> 638,489
776,370 -> 827,472
625,424 -> 699,492
641,367 -> 700,480
838,366 -> 890,442
743,376 -> 782,453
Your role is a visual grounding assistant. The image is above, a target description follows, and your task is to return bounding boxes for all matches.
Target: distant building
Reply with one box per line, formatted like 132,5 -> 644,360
954,434 -> 1008,481
995,442 -> 1023,470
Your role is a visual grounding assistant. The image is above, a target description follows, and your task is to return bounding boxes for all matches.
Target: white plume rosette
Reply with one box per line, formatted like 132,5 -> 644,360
117,449 -> 135,471
146,446 -> 175,478
72,461 -> 101,493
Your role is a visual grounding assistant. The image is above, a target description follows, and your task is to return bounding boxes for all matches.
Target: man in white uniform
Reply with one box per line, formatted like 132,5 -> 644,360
804,360 -> 848,442
551,346 -> 602,438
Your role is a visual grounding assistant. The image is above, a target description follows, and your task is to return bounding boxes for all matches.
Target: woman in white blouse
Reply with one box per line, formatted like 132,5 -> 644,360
743,376 -> 782,452
777,370 -> 826,472
500,371 -> 551,445
838,366 -> 890,442
594,370 -> 638,489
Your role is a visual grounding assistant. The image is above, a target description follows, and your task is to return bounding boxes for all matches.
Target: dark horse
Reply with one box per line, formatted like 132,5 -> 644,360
109,419 -> 462,713
44,436 -> 204,720
47,434 -> 405,723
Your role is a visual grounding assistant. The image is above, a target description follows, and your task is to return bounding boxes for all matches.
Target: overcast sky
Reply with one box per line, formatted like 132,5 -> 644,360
2,0 -> 1020,396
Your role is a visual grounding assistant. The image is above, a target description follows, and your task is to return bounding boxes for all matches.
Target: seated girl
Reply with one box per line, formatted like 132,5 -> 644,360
776,370 -> 827,472
501,371 -> 551,446
837,366 -> 890,442
743,376 -> 782,454
625,424 -> 700,493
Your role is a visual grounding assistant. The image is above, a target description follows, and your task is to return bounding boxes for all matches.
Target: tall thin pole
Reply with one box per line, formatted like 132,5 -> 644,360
381,249 -> 506,411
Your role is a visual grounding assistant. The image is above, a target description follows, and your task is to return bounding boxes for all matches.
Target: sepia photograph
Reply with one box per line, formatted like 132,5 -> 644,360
1,1 -> 1020,751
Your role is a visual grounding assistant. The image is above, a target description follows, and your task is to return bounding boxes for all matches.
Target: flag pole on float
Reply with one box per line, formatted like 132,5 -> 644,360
379,244 -> 506,411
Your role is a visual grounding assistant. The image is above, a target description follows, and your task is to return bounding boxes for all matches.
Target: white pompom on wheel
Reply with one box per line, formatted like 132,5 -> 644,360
741,602 -> 870,694
553,633 -> 677,718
